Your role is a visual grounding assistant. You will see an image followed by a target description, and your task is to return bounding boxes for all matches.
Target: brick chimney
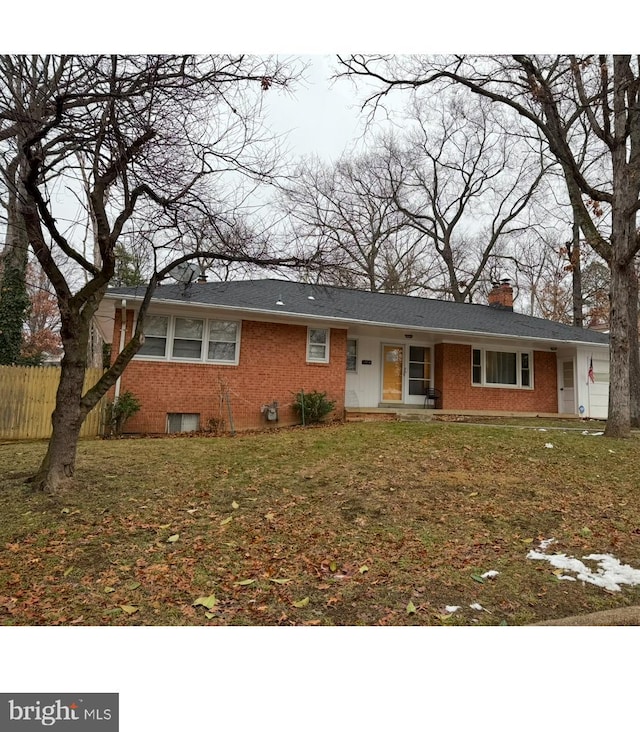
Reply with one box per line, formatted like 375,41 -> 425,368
488,279 -> 514,311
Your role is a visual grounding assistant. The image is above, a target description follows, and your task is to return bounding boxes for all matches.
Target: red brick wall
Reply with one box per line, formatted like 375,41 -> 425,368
434,343 -> 558,412
111,310 -> 346,433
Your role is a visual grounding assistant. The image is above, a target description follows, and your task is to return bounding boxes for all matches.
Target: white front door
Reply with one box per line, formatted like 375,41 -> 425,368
560,359 -> 576,413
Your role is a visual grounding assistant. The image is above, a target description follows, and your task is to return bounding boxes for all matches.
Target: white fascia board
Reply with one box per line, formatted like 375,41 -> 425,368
103,292 -> 610,350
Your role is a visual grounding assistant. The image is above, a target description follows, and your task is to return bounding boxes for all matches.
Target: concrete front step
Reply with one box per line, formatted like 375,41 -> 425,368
344,407 -> 578,423
345,406 -> 436,423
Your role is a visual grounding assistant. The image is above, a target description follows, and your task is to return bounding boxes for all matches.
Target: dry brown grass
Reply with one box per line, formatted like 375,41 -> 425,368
1,420 -> 639,625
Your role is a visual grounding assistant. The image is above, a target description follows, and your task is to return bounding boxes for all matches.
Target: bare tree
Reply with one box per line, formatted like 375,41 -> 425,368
0,54 -> 307,491
582,258 -> 611,328
385,94 -> 548,303
280,148 -> 433,294
338,54 -> 640,437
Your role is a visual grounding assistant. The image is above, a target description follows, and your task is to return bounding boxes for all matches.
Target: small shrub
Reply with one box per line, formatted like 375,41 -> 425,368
206,416 -> 225,435
105,390 -> 141,436
292,390 -> 335,425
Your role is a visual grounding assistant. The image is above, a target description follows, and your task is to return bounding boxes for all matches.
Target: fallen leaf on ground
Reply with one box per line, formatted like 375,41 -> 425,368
193,594 -> 218,609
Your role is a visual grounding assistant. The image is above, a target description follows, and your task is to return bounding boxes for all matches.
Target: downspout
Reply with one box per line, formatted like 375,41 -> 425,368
114,299 -> 127,402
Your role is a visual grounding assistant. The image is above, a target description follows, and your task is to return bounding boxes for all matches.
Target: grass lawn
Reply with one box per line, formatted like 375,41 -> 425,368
1,420 -> 639,626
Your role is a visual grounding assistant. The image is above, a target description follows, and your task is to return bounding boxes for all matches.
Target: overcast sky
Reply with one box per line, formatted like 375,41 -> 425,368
262,55 -> 367,161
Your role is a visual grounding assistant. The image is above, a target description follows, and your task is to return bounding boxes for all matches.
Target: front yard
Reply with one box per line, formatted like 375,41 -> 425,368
1,420 -> 639,625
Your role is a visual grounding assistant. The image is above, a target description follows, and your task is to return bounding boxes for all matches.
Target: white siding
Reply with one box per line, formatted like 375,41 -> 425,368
576,348 -> 609,419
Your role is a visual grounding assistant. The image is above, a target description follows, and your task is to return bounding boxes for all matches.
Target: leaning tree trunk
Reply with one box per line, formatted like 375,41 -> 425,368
31,352 -> 88,492
30,315 -> 92,492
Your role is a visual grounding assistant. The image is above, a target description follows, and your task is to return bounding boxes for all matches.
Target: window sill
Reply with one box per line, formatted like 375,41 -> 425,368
133,355 -> 239,366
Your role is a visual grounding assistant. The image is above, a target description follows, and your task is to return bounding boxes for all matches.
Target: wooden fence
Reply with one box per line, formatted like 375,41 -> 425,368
0,365 -> 107,440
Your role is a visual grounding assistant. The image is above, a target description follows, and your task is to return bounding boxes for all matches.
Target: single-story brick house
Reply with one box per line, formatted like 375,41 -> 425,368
95,278 -> 610,433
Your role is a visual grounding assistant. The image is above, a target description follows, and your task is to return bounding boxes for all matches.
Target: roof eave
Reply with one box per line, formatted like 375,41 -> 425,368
103,291 -> 608,349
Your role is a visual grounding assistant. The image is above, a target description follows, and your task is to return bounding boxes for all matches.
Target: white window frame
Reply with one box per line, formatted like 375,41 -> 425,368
471,347 -> 534,389
346,338 -> 358,373
307,327 -> 330,363
137,314 -> 170,358
135,313 -> 241,365
171,316 -> 204,360
206,320 -> 240,363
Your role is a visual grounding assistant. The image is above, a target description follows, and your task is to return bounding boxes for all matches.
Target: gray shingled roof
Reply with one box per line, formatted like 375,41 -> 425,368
106,279 -> 609,346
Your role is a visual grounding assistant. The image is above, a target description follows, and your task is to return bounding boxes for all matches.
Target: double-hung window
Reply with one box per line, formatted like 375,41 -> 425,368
472,348 -> 532,388
172,318 -> 203,360
137,314 -> 239,364
307,328 -> 329,363
139,315 -> 169,357
208,321 -> 238,362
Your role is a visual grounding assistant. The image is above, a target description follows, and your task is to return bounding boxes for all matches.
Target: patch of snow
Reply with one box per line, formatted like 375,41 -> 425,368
481,570 -> 499,579
538,538 -> 556,551
445,606 -> 460,613
544,443 -> 554,448
527,547 -> 640,592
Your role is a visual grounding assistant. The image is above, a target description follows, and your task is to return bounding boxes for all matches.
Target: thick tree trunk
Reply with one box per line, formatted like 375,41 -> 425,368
30,352 -> 88,492
605,258 -> 631,437
604,159 -> 637,441
627,265 -> 640,428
